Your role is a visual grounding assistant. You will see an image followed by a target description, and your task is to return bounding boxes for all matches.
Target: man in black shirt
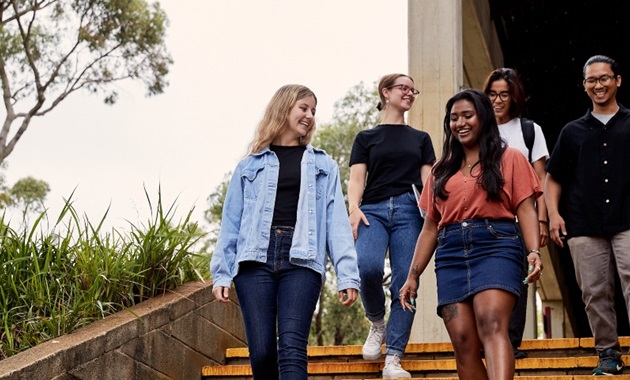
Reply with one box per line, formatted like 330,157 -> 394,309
546,55 -> 630,376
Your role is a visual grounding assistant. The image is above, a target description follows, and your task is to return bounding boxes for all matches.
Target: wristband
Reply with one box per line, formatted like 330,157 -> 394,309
539,220 -> 549,225
528,249 -> 542,259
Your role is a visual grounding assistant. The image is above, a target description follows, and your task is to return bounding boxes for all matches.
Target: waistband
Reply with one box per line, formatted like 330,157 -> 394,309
271,225 -> 295,235
441,218 -> 515,233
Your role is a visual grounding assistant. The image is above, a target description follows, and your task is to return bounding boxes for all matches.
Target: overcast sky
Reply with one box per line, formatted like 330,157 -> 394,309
5,0 -> 408,231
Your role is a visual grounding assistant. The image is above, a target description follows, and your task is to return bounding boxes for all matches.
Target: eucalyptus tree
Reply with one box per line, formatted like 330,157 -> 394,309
0,0 -> 172,163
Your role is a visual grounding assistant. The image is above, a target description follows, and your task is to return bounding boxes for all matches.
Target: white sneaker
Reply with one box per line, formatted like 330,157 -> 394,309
383,354 -> 411,378
362,320 -> 385,360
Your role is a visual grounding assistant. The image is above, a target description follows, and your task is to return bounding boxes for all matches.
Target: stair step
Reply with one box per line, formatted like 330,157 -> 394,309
203,337 -> 630,378
224,337 -> 630,359
203,355 -> 630,377
348,377 -> 630,380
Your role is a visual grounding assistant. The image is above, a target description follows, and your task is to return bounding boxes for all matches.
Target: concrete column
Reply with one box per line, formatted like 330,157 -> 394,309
407,0 -> 463,343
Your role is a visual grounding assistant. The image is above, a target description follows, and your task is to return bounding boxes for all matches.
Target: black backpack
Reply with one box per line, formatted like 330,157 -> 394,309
520,118 -> 535,163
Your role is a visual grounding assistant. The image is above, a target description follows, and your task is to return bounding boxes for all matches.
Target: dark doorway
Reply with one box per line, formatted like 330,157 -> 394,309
489,0 -> 630,338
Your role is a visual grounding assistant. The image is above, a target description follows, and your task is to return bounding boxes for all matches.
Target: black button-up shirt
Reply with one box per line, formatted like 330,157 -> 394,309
547,105 -> 630,238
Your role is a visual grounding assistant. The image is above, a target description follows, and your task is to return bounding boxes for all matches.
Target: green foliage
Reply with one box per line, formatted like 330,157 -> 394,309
8,176 -> 50,213
203,172 -> 230,251
309,262 -> 368,346
0,188 -> 207,359
313,82 -> 380,195
0,0 -> 173,163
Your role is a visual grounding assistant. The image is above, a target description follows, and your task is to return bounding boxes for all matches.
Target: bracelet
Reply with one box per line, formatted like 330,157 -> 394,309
349,208 -> 358,215
539,220 -> 549,225
528,249 -> 542,258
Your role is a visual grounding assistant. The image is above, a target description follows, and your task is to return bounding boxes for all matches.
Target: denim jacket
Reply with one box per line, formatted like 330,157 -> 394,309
210,144 -> 360,291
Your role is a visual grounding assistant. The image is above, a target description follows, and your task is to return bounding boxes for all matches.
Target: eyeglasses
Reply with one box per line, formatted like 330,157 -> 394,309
584,74 -> 617,87
388,84 -> 420,96
487,91 -> 510,102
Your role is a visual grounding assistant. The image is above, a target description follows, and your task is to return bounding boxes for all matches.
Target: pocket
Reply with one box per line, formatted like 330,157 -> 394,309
487,222 -> 519,240
436,228 -> 445,248
315,166 -> 330,199
241,166 -> 264,199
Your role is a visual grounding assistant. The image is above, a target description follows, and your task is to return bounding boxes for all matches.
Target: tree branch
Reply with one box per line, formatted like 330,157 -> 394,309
1,0 -> 56,24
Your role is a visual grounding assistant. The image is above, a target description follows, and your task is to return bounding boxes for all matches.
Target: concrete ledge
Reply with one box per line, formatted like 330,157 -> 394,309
0,280 -> 245,380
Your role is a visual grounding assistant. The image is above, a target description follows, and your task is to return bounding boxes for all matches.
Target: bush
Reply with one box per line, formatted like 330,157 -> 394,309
0,189 -> 208,359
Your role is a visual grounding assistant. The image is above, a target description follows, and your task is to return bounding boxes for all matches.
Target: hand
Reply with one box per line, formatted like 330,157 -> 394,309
338,288 -> 358,307
399,280 -> 418,312
549,214 -> 567,248
349,208 -> 369,240
524,253 -> 543,283
212,286 -> 231,303
539,222 -> 549,248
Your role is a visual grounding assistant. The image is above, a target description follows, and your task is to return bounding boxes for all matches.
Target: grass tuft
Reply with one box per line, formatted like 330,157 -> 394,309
0,188 -> 208,359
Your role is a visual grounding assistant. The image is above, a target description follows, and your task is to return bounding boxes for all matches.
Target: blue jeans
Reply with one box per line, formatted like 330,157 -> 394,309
233,227 -> 322,380
356,192 -> 423,356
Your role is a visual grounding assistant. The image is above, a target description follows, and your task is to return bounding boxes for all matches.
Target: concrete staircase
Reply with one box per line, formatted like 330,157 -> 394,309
202,337 -> 630,379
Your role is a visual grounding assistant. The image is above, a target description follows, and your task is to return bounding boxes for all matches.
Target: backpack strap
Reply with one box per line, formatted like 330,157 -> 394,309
520,118 -> 535,163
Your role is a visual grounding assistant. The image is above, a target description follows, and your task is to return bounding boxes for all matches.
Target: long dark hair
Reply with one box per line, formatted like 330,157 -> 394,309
433,89 -> 506,202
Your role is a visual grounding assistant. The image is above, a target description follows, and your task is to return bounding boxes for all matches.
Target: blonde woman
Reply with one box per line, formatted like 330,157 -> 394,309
211,84 -> 360,379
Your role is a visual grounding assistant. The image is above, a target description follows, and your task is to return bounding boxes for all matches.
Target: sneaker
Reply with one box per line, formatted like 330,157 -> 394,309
593,348 -> 624,375
383,355 -> 411,378
362,320 -> 385,360
514,348 -> 528,359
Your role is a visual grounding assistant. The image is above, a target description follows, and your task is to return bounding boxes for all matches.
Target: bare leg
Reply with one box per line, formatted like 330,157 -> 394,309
473,289 -> 516,380
441,302 -> 489,380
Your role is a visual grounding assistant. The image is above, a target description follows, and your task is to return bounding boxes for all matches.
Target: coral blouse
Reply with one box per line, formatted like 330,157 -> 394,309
420,147 -> 542,230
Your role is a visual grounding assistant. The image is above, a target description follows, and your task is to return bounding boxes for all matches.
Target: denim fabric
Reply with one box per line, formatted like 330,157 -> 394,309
568,229 -> 630,353
211,144 -> 360,292
508,254 -> 529,349
233,227 -> 321,380
509,225 -> 529,349
435,219 -> 522,314
356,192 -> 423,356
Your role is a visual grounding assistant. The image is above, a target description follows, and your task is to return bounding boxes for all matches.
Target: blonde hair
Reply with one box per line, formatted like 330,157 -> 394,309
376,73 -> 414,111
247,85 -> 317,154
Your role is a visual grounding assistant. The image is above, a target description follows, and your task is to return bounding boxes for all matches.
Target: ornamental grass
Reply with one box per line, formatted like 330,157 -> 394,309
0,189 -> 208,359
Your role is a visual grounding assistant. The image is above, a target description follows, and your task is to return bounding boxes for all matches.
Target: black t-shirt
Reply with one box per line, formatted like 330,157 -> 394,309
270,144 -> 306,227
546,106 -> 630,238
349,124 -> 436,205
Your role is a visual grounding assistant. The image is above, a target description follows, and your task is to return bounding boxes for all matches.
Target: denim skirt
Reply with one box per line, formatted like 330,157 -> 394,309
435,219 -> 524,315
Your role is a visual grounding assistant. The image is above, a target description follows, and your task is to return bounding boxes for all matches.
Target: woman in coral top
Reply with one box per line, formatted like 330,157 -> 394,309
400,89 -> 543,380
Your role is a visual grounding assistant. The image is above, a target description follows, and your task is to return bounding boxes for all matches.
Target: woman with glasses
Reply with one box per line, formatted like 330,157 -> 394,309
211,84 -> 360,380
482,68 -> 550,359
400,89 -> 543,380
348,73 -> 436,378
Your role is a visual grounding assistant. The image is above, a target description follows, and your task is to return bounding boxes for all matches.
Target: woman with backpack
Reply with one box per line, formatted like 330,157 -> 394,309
482,68 -> 550,359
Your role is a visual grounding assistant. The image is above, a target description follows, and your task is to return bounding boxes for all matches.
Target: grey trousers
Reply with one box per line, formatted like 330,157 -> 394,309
568,229 -> 630,353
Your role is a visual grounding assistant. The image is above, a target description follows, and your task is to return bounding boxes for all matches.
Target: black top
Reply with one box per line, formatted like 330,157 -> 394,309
349,124 -> 436,205
546,105 -> 630,238
270,144 -> 306,227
